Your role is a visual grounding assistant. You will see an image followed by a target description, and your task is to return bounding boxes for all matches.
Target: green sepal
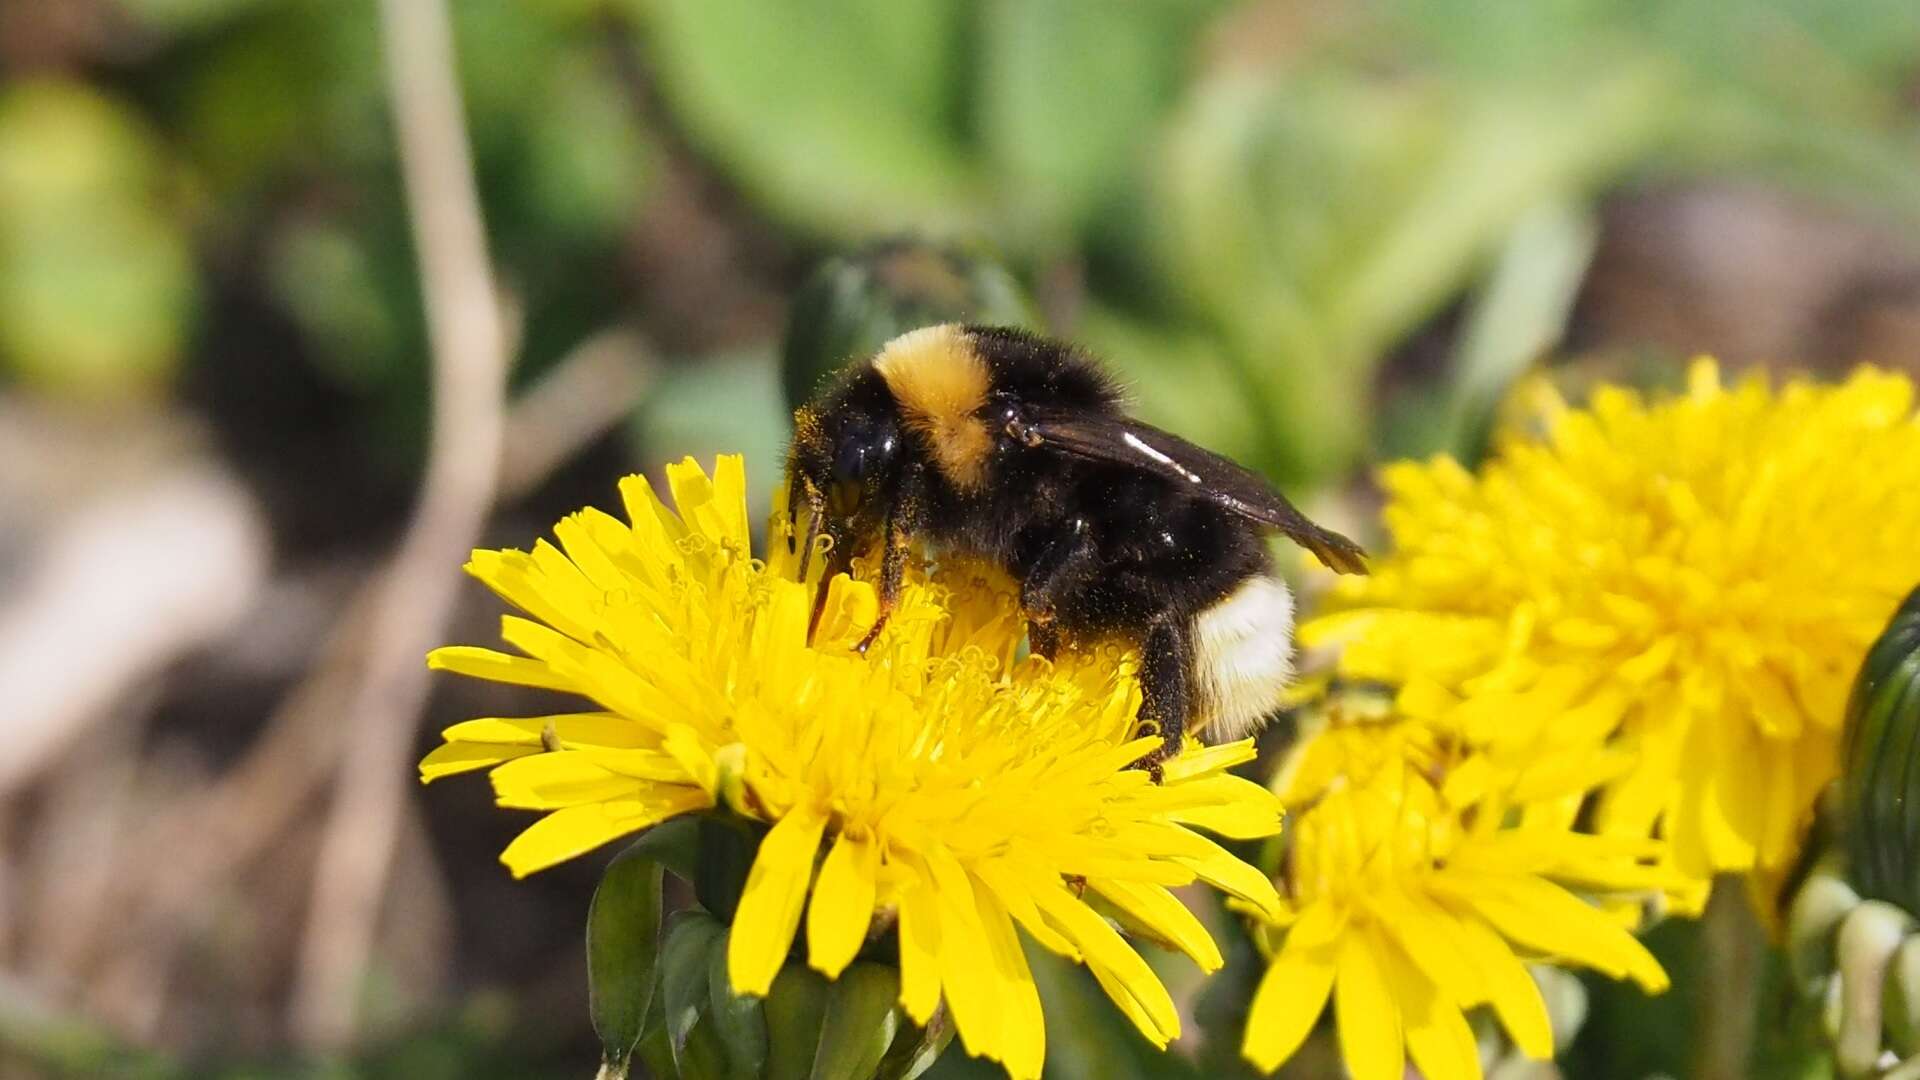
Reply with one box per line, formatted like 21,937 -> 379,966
633,815 -> 703,883
763,965 -> 832,1080
809,962 -> 901,1080
634,1018 -> 677,1080
696,816 -> 763,924
872,1000 -> 952,1080
589,819 -> 698,1073
661,909 -> 728,1075
707,929 -> 770,1079
679,1014 -> 735,1080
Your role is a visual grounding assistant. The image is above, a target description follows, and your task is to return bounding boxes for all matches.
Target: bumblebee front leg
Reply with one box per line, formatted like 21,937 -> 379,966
1132,616 -> 1191,782
853,503 -> 911,655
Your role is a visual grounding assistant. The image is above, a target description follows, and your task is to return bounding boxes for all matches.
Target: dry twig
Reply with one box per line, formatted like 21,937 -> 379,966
290,0 -> 510,1048
498,327 -> 654,501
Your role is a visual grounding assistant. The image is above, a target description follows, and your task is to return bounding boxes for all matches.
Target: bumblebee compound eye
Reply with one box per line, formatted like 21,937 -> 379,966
831,425 -> 900,489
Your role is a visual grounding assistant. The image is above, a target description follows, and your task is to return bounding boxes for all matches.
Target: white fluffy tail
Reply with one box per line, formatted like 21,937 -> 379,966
1190,574 -> 1295,743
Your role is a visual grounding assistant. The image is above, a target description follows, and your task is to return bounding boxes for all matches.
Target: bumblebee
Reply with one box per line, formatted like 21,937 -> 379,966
787,324 -> 1366,768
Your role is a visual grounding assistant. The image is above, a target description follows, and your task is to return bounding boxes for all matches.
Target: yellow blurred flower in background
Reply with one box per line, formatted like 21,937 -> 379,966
419,455 -> 1287,1080
1245,689 -> 1676,1080
1304,361 -> 1920,880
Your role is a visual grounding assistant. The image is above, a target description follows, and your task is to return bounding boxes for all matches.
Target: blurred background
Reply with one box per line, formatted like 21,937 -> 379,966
3,0 -> 1919,1076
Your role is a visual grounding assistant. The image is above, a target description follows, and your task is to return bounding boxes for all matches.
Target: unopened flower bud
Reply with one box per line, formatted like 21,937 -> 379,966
781,238 -> 1034,411
1840,587 -> 1920,912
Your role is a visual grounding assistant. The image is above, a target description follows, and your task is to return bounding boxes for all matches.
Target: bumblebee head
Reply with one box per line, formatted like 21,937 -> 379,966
786,368 -> 907,569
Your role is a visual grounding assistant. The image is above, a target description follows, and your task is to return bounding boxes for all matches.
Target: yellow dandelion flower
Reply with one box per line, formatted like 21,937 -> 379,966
1303,361 -> 1920,879
1244,739 -> 1673,1080
420,455 -> 1287,1080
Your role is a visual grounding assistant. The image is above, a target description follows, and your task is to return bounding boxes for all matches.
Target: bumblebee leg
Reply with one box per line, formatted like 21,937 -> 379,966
785,469 -> 805,553
853,511 -> 909,655
796,478 -> 827,583
1131,616 -> 1190,782
1027,620 -> 1062,661
1019,518 -> 1095,658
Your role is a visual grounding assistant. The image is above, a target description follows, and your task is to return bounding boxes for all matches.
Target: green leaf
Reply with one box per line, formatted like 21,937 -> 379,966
764,965 -> 832,1080
588,841 -> 669,1071
974,0 -> 1216,244
707,930 -> 770,1080
661,910 -> 729,1074
1149,63 -> 1668,483
643,0 -> 984,239
1326,74 -> 1662,364
810,963 -> 901,1080
523,53 -> 654,238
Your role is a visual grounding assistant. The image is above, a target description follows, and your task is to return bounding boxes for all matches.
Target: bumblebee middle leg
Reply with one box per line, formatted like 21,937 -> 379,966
1019,517 -> 1096,661
1027,621 -> 1063,661
1132,616 -> 1191,781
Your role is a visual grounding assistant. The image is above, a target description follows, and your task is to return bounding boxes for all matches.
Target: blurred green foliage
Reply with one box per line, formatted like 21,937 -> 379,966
0,80 -> 195,396
638,0 -> 1920,482
7,0 -> 1919,484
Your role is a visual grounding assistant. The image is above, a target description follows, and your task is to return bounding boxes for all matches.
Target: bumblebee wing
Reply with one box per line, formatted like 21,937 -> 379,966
1022,411 -> 1368,574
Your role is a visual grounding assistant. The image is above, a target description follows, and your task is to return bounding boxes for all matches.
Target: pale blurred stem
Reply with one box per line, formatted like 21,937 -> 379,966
498,329 -> 654,501
290,0 -> 509,1051
1697,876 -> 1766,1080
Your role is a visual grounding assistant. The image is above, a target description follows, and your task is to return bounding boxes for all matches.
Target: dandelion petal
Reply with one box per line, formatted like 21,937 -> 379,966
1242,939 -> 1335,1071
897,883 -> 943,1025
419,741 -> 537,782
728,805 -> 828,996
806,831 -> 878,978
499,791 -> 706,878
1334,933 -> 1404,1080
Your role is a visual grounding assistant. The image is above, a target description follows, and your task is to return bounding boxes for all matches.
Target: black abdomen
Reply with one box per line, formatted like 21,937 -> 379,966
933,454 -> 1271,637
1054,468 -> 1269,633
